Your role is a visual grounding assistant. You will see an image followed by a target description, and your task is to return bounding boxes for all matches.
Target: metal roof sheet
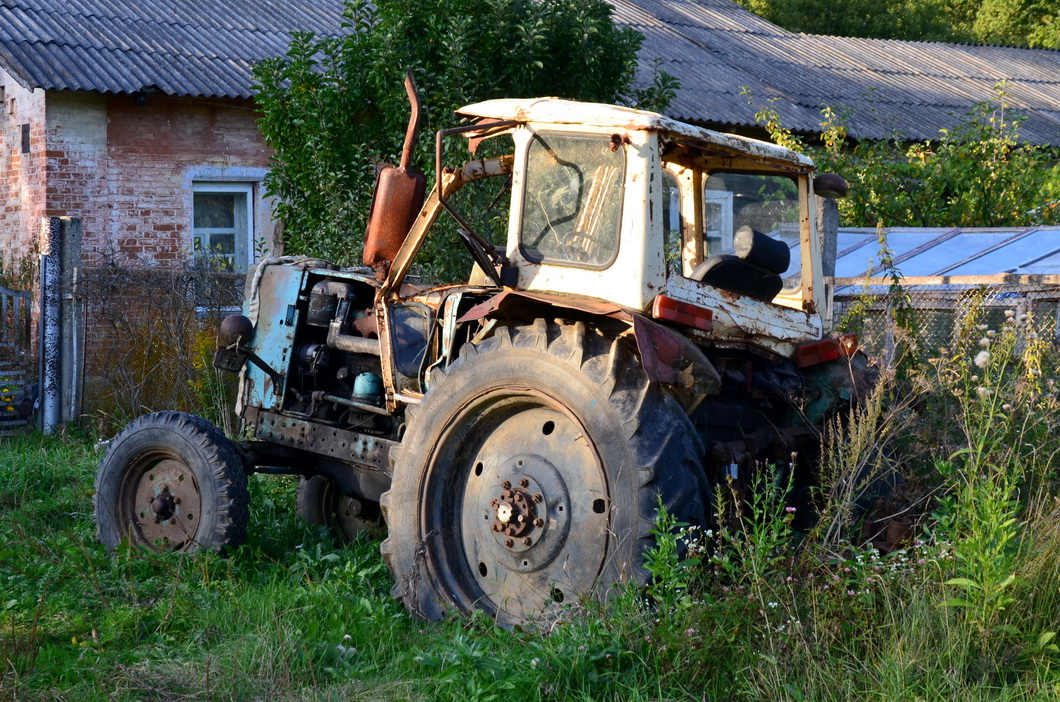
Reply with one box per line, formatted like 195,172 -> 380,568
0,0 -> 350,98
834,227 -> 1060,282
0,0 -> 1057,145
613,0 -> 1060,145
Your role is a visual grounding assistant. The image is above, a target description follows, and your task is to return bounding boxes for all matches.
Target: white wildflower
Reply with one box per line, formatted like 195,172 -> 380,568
977,386 -> 992,398
979,338 -> 991,348
1002,403 -> 1012,412
1004,309 -> 1015,318
986,329 -> 996,338
974,350 -> 990,368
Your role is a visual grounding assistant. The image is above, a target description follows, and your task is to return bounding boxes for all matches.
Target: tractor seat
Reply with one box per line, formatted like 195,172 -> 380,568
690,225 -> 789,302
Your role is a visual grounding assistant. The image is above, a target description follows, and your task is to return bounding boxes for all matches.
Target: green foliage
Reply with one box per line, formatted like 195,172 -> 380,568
736,0 -> 1059,46
643,498 -> 700,614
750,85 -> 1060,230
253,0 -> 674,275
970,0 -> 1060,48
737,0 -> 954,41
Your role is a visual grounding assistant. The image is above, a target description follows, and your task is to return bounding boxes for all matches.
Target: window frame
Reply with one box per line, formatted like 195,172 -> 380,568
191,181 -> 255,272
517,131 -> 626,271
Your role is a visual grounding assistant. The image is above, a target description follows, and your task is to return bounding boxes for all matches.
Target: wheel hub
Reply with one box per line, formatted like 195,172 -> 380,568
129,457 -> 203,549
150,489 -> 177,520
489,482 -> 540,540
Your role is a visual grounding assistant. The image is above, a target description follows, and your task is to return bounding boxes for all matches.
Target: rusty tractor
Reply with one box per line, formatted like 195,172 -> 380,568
94,77 -> 868,624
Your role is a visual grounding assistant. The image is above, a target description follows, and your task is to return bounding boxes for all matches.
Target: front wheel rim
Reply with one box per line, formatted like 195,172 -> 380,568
119,451 -> 203,550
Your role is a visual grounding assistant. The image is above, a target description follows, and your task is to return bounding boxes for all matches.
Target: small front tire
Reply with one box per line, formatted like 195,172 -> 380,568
94,412 -> 249,553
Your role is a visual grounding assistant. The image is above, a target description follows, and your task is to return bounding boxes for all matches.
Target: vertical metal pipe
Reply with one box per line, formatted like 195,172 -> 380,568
59,219 -> 83,424
39,217 -> 61,433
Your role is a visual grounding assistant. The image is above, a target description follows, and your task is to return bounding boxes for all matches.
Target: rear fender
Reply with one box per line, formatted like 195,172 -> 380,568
458,291 -> 721,402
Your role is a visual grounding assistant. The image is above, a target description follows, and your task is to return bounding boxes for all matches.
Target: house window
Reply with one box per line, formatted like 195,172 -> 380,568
192,183 -> 254,271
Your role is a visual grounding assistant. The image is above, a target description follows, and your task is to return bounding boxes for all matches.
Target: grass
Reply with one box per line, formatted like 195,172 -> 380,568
4,302 -> 1060,700
0,432 -> 701,701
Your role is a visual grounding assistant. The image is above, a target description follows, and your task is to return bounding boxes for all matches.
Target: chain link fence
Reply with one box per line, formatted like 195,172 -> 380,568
833,274 -> 1060,364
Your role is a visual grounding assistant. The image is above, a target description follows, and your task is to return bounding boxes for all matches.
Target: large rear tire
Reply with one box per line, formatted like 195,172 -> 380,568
380,319 -> 706,624
94,412 -> 249,553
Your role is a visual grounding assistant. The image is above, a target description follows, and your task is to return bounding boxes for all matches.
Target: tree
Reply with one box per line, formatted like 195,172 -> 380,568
748,87 -> 1060,228
972,0 -> 1060,48
736,0 -> 1059,46
253,0 -> 677,274
737,0 -> 957,42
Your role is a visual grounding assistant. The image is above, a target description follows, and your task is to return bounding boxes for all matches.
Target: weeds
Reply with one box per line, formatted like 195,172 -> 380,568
6,293 -> 1060,699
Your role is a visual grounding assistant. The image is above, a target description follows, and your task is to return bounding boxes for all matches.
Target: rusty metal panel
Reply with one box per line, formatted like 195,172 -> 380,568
241,264 -> 305,410
665,274 -> 822,356
255,409 -> 396,475
458,290 -> 720,394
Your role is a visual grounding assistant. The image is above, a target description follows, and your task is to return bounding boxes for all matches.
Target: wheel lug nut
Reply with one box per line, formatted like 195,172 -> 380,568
533,494 -> 542,503
533,518 -> 544,528
522,537 -> 532,546
174,498 -> 181,505
491,523 -> 501,532
501,480 -> 511,489
519,478 -> 529,488
505,539 -> 514,548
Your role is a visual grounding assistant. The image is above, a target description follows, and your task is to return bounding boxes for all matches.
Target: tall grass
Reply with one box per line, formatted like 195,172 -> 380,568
4,296 -> 1060,699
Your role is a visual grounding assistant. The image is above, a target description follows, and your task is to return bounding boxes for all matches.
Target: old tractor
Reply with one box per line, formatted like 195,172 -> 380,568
94,80 -> 866,624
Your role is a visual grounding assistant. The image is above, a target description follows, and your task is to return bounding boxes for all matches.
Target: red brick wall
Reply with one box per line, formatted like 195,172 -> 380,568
0,69 -> 48,278
45,91 -> 276,267
0,82 -> 278,273
0,86 -> 280,421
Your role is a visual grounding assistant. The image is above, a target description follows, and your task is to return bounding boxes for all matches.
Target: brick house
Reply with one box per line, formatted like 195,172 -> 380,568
0,0 -> 351,277
0,0 -> 349,425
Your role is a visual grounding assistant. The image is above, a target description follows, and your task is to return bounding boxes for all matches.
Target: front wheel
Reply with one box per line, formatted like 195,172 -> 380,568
380,319 -> 706,624
94,412 -> 249,553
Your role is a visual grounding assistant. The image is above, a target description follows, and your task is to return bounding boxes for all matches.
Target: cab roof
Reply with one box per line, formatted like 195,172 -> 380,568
456,97 -> 815,169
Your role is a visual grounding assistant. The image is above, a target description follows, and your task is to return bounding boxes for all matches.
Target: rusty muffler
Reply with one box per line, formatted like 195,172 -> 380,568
363,71 -> 427,277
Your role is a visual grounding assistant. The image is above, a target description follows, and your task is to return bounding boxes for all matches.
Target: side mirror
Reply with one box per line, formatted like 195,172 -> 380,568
813,173 -> 849,199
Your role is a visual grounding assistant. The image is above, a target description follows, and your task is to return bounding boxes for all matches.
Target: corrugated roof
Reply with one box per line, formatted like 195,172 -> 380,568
0,0 -> 350,98
0,0 -> 1057,145
614,0 -> 1060,145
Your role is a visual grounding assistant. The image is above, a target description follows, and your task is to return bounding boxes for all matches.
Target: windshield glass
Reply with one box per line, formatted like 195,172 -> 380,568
705,172 -> 801,290
519,133 -> 624,269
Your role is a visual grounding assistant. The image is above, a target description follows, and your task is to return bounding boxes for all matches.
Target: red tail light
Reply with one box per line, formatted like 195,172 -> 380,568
795,334 -> 858,368
651,295 -> 713,332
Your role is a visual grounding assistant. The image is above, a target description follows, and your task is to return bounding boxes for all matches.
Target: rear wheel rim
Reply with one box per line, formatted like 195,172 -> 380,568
424,390 -> 611,620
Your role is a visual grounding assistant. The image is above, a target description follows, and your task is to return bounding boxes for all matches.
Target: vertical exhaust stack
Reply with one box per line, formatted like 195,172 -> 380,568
363,72 -> 428,278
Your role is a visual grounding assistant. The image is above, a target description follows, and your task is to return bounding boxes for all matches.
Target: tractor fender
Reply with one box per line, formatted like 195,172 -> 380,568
458,291 -> 721,399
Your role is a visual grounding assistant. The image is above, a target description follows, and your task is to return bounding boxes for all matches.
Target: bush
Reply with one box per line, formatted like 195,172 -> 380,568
253,0 -> 678,277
